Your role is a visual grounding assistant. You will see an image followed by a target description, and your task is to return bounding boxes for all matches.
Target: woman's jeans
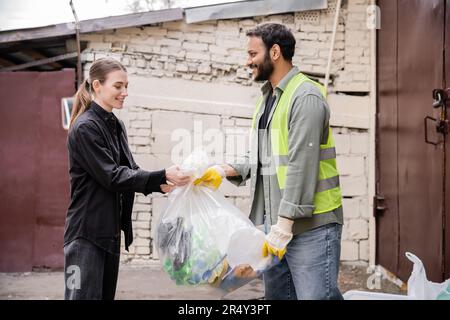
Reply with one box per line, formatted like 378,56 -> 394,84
64,238 -> 120,300
263,223 -> 343,300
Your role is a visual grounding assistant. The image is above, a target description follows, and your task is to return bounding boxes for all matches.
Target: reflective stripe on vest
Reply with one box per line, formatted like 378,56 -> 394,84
252,73 -> 342,214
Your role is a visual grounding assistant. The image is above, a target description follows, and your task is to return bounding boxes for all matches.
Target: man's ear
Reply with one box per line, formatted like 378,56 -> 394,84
270,44 -> 281,61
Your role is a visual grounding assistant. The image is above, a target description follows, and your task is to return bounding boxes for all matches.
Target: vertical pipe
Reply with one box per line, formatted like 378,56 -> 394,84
69,0 -> 82,88
369,0 -> 378,267
324,0 -> 342,92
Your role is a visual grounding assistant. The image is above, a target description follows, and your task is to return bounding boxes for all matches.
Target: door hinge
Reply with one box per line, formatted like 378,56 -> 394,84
373,195 -> 387,216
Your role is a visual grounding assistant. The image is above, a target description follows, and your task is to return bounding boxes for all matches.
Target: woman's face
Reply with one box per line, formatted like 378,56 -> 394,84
92,69 -> 128,112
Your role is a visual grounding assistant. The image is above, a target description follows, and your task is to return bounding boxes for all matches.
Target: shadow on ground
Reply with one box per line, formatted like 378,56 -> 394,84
0,262 -> 407,300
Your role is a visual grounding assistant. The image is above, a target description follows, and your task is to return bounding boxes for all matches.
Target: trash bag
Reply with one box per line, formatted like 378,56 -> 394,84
155,150 -> 277,293
405,252 -> 450,300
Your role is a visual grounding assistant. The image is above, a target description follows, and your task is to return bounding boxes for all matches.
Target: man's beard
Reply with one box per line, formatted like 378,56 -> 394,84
251,52 -> 274,82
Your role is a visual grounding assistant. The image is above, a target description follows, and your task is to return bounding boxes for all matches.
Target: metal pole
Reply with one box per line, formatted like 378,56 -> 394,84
324,0 -> 342,93
69,0 -> 82,88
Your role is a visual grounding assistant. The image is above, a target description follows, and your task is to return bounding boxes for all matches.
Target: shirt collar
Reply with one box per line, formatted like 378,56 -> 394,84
91,101 -> 116,123
261,66 -> 300,95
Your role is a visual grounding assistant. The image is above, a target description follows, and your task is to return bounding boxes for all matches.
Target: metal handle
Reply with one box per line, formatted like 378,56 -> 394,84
424,116 -> 440,145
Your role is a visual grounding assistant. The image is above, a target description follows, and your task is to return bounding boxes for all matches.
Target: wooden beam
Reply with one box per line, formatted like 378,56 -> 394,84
0,8 -> 184,44
0,52 -> 77,71
0,56 -> 15,67
22,49 -> 62,69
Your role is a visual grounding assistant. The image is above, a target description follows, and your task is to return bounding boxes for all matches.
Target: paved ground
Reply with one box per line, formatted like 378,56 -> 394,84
0,262 -> 407,300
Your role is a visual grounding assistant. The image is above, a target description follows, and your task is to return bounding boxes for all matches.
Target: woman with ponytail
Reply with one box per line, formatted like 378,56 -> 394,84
64,58 -> 190,300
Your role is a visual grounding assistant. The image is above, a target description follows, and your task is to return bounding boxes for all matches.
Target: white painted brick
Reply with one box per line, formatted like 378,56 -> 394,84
158,38 -> 182,47
347,219 -> 369,240
186,52 -> 211,61
135,58 -> 147,68
341,175 -> 367,197
350,133 -> 369,154
133,136 -> 150,145
152,111 -> 194,134
80,52 -> 95,62
193,114 -> 221,131
144,27 -> 168,37
167,30 -> 183,39
162,21 -> 184,31
176,63 -> 189,72
133,221 -> 150,229
222,119 -> 235,126
128,128 -> 151,137
235,118 -> 252,127
198,63 -> 211,74
134,204 -> 150,212
334,133 -> 350,154
185,33 -> 200,42
359,239 -> 369,261
341,240 -> 359,261
149,133 -> 179,154
336,156 -> 365,176
209,45 -> 228,55
215,38 -> 242,49
127,44 -> 155,54
300,24 -> 326,32
136,229 -> 151,239
132,120 -> 152,129
136,195 -> 151,204
87,42 -> 112,50
182,42 -> 208,51
138,211 -> 151,222
198,34 -> 216,44
136,246 -> 150,255
133,237 -> 150,247
185,23 -> 216,33
342,197 -> 360,219
359,196 -> 370,220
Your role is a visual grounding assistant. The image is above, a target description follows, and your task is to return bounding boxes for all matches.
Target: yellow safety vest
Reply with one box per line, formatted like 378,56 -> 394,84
251,73 -> 342,214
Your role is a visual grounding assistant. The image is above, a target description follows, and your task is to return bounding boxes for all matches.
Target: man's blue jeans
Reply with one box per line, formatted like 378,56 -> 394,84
263,223 -> 343,300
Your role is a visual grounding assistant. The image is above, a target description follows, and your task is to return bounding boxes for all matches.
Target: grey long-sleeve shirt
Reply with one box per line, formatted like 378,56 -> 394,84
227,67 -> 343,235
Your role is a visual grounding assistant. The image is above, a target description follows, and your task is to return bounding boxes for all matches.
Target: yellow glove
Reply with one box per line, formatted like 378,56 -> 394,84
193,165 -> 225,190
262,217 -> 294,260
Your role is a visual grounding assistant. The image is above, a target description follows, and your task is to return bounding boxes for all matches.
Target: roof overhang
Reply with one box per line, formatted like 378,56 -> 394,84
0,8 -> 184,44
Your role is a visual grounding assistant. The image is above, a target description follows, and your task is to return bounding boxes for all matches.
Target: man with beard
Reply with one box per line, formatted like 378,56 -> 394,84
194,23 -> 344,300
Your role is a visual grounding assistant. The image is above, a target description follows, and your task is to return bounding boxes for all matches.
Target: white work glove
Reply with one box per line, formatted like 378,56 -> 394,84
262,216 -> 294,260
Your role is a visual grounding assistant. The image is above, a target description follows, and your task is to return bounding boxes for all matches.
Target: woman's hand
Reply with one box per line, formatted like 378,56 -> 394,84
160,183 -> 176,193
165,165 -> 191,186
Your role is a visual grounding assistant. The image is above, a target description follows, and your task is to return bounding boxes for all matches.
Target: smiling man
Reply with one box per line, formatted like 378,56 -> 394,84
197,23 -> 344,300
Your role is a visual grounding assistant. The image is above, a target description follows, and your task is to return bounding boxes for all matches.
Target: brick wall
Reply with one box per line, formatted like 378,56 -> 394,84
79,0 -> 372,265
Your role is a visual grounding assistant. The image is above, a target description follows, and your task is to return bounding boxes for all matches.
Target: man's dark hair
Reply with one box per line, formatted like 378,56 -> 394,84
246,23 -> 296,62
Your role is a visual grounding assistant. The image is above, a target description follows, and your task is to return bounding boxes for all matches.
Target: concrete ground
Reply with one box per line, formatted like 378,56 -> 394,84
0,262 -> 407,300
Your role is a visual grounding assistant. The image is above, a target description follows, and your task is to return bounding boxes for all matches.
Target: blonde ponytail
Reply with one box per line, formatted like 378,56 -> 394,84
70,79 -> 92,129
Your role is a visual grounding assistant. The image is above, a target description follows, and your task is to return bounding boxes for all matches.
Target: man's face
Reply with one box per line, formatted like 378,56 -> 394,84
246,36 -> 274,82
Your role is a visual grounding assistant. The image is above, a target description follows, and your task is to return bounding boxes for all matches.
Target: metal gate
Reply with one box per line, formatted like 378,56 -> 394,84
376,0 -> 450,282
0,70 -> 74,272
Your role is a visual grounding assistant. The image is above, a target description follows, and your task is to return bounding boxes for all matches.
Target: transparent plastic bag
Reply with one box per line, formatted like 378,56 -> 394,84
155,150 -> 277,293
405,252 -> 450,300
